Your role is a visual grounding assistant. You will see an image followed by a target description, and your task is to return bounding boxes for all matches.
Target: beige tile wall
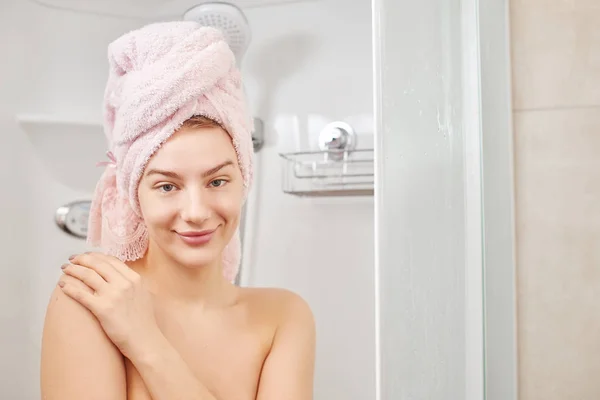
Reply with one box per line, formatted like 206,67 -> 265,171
510,0 -> 600,399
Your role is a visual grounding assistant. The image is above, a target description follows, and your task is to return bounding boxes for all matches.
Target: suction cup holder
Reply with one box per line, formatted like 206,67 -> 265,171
318,121 -> 356,160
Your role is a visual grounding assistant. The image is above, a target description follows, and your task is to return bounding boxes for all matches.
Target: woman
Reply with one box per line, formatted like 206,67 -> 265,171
40,21 -> 315,400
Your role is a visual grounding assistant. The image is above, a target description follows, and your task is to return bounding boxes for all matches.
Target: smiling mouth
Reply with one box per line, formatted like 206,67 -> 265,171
176,229 -> 217,246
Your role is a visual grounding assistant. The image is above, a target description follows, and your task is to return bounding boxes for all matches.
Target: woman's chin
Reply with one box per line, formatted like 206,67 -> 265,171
171,246 -> 222,269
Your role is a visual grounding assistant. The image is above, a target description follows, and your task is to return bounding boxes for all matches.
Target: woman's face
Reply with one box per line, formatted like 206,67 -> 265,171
137,125 -> 244,268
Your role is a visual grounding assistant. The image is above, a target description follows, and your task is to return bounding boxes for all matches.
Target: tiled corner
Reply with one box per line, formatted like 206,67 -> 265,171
514,108 -> 600,399
510,0 -> 600,110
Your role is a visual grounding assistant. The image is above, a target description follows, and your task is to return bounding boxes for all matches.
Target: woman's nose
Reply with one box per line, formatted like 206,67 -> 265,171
180,190 -> 211,224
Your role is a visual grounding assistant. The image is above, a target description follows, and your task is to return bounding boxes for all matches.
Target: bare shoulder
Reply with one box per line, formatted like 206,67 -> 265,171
44,283 -> 100,328
41,281 -> 126,399
238,287 -> 315,327
239,288 -> 316,399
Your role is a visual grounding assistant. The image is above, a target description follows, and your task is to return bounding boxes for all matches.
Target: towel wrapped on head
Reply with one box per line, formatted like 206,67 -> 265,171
87,21 -> 254,282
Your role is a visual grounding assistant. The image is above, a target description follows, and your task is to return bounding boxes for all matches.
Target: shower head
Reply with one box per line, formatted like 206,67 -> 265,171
183,2 -> 261,152
183,2 -> 251,66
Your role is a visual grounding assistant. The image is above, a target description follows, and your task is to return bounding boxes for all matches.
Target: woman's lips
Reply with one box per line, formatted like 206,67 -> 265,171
176,229 -> 216,246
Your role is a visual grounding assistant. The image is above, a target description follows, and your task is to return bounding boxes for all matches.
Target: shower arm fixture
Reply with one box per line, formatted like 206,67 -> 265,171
252,117 -> 264,152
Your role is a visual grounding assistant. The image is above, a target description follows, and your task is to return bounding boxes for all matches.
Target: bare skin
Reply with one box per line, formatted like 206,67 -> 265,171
40,123 -> 316,399
41,279 -> 315,399
124,285 -> 281,399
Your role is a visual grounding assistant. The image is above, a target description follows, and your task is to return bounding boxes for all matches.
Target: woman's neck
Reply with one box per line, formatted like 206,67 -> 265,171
127,245 -> 238,308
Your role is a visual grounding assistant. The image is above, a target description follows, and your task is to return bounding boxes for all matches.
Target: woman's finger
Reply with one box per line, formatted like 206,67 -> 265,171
61,263 -> 107,293
83,252 -> 141,282
58,275 -> 98,314
69,253 -> 121,283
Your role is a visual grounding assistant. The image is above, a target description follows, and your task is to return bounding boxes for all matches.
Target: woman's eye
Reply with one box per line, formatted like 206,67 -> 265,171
159,184 -> 175,192
210,179 -> 226,188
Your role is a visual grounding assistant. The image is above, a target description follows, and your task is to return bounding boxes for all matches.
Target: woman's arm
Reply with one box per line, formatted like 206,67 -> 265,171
255,291 -> 316,400
40,282 -> 127,400
59,252 -> 220,400
125,330 -> 219,400
122,290 -> 316,400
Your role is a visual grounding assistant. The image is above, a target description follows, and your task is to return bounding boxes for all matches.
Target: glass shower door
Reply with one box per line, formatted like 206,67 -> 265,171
372,0 -> 489,398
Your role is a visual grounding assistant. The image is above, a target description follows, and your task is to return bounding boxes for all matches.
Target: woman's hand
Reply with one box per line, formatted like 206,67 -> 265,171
58,252 -> 160,359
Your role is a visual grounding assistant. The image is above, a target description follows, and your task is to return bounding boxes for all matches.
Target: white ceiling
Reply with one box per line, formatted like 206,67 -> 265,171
28,0 -> 317,19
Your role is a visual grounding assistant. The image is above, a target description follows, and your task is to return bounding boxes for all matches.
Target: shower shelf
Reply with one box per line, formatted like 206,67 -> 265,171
278,148 -> 374,197
15,113 -> 109,193
15,114 -> 103,135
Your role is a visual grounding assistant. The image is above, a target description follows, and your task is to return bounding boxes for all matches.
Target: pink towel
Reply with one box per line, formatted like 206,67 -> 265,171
87,21 -> 254,282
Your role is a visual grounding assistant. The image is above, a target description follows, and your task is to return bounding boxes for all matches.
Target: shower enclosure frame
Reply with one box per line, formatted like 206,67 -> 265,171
475,1 -> 518,399
372,0 -> 518,399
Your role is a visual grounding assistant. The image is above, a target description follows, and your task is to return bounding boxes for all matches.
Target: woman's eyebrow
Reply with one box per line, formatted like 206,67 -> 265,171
201,160 -> 234,178
144,160 -> 234,179
144,169 -> 182,179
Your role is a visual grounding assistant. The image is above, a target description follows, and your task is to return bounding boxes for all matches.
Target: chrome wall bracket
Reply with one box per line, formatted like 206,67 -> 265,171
252,117 -> 264,152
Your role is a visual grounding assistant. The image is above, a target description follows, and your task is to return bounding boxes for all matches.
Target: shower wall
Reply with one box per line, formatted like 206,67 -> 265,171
0,0 -> 375,398
510,0 -> 600,398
